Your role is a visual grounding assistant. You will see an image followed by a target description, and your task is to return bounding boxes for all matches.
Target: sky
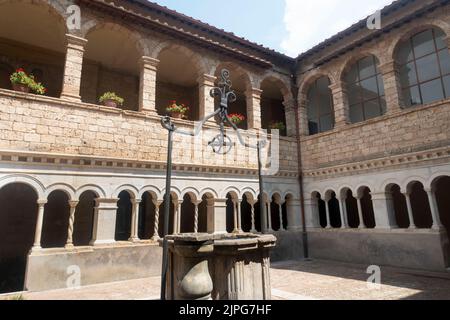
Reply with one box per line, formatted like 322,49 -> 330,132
152,0 -> 394,57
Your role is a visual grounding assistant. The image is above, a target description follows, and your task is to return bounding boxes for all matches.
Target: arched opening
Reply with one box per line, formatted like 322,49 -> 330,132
0,183 -> 38,293
198,194 -> 213,233
241,193 -> 253,232
81,25 -> 141,110
115,191 -> 133,241
158,196 -> 176,236
73,191 -> 96,246
327,191 -> 342,228
395,28 -> 450,107
408,181 -> 433,228
0,1 -> 66,97
260,78 -> 287,136
226,193 -> 237,233
388,184 -> 409,228
343,55 -> 386,123
255,195 -> 262,232
312,192 -> 327,228
271,195 -> 282,231
434,176 -> 450,265
138,192 -> 156,240
181,194 -> 196,233
41,190 -> 70,248
214,64 -> 250,129
359,187 -> 376,229
345,189 -> 360,228
156,46 -> 200,120
283,195 -> 292,230
306,76 -> 334,135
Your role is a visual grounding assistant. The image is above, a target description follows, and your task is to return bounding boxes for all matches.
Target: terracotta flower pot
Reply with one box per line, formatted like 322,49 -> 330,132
170,112 -> 184,119
103,99 -> 119,108
12,83 -> 30,93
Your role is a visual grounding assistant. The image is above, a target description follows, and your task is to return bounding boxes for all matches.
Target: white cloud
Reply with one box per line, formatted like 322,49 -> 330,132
281,0 -> 394,57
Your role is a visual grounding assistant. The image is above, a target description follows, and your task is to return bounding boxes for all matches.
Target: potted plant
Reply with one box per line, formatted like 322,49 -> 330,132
166,101 -> 189,119
269,121 -> 286,133
9,68 -> 47,95
227,113 -> 245,126
99,92 -> 124,108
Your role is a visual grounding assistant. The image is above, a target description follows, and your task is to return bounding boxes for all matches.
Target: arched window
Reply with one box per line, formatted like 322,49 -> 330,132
397,28 -> 450,107
306,76 -> 334,135
344,56 -> 386,123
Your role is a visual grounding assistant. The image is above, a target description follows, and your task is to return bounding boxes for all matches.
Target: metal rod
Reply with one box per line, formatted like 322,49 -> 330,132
257,140 -> 267,234
160,127 -> 173,300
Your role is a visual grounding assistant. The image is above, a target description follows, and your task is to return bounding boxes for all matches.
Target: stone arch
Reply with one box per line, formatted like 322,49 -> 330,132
75,184 -> 106,199
384,182 -> 409,229
45,183 -> 76,201
138,186 -> 162,200
240,187 -> 257,200
221,186 -> 240,200
260,73 -> 293,101
388,21 -> 450,61
406,180 -> 433,229
298,70 -> 335,98
337,50 -> 383,81
404,177 -> 427,194
428,172 -> 450,190
181,187 -> 200,202
161,187 -> 182,202
113,185 -> 138,199
0,174 -> 45,199
199,187 -> 219,199
213,61 -> 254,92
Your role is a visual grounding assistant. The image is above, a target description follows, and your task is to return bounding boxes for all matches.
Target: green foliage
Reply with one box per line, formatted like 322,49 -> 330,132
9,68 -> 47,95
270,121 -> 286,131
166,100 -> 189,114
99,92 -> 124,105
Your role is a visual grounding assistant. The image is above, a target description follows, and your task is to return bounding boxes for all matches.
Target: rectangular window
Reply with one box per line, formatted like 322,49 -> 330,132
416,54 -> 441,83
320,114 -> 333,132
438,49 -> 450,75
412,29 -> 435,59
360,77 -> 379,100
364,99 -> 382,120
349,104 -> 364,123
359,56 -> 376,79
420,79 -> 444,104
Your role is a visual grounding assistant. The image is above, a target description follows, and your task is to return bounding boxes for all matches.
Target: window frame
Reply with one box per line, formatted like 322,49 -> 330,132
306,76 -> 335,135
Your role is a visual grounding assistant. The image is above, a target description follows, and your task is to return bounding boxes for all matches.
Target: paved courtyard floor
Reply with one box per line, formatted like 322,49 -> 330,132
2,259 -> 450,300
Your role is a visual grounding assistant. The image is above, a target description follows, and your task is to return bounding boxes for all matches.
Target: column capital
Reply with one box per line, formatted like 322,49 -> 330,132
153,200 -> 164,207
141,56 -> 160,69
445,36 -> 450,50
69,200 -> 79,208
197,74 -> 216,86
378,60 -> 397,75
282,98 -> 297,111
328,81 -> 346,93
245,87 -> 263,98
192,200 -> 202,206
37,199 -> 48,206
65,34 -> 88,49
131,199 -> 142,205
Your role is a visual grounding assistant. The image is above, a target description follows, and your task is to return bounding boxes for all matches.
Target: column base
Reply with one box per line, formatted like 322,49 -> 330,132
89,239 -> 116,246
60,93 -> 81,102
128,237 -> 140,243
151,235 -> 161,241
65,244 -> 75,250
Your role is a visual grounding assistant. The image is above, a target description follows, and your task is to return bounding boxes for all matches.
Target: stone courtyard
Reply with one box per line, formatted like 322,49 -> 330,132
2,259 -> 449,300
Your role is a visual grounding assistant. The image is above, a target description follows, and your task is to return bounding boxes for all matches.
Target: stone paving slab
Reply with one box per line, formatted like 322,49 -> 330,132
1,259 -> 450,300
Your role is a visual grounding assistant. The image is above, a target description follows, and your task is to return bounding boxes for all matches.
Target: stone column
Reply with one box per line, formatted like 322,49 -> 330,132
246,88 -> 263,130
90,198 -> 119,246
403,192 -> 417,229
266,201 -> 273,232
173,200 -> 182,234
193,200 -> 201,233
283,99 -> 297,137
371,192 -> 398,229
209,199 -> 227,234
206,198 -> 216,234
198,74 -> 217,123
297,92 -> 309,136
65,200 -> 79,249
237,200 -> 243,233
232,200 -> 239,233
152,200 -> 162,241
278,201 -> 284,231
129,199 -> 141,242
356,197 -> 366,229
339,197 -> 348,229
286,198 -> 302,231
249,200 -> 257,233
32,199 -> 47,250
425,188 -> 444,230
329,81 -> 349,128
324,199 -> 332,229
304,198 -> 320,228
139,56 -> 159,114
379,60 -> 404,113
60,34 -> 87,102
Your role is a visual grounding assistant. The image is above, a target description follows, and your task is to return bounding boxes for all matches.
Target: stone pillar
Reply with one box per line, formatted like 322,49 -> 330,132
152,200 -> 162,241
206,198 -> 215,234
193,200 -> 201,233
356,197 -> 366,229
283,99 -> 297,137
129,199 -> 141,242
246,88 -> 263,130
237,200 -> 243,233
286,198 -> 302,231
371,192 -> 398,229
329,81 -> 348,128
277,202 -> 284,231
32,200 -> 47,250
324,199 -> 332,229
198,74 -> 217,123
249,200 -> 257,233
403,192 -> 417,229
209,199 -> 227,234
266,201 -> 273,232
297,92 -> 309,136
379,60 -> 404,113
173,200 -> 182,234
232,200 -> 239,233
65,200 -> 79,249
60,34 -> 87,102
139,56 -> 159,114
339,197 -> 348,229
425,188 -> 444,230
90,198 -> 119,246
304,198 -> 320,228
